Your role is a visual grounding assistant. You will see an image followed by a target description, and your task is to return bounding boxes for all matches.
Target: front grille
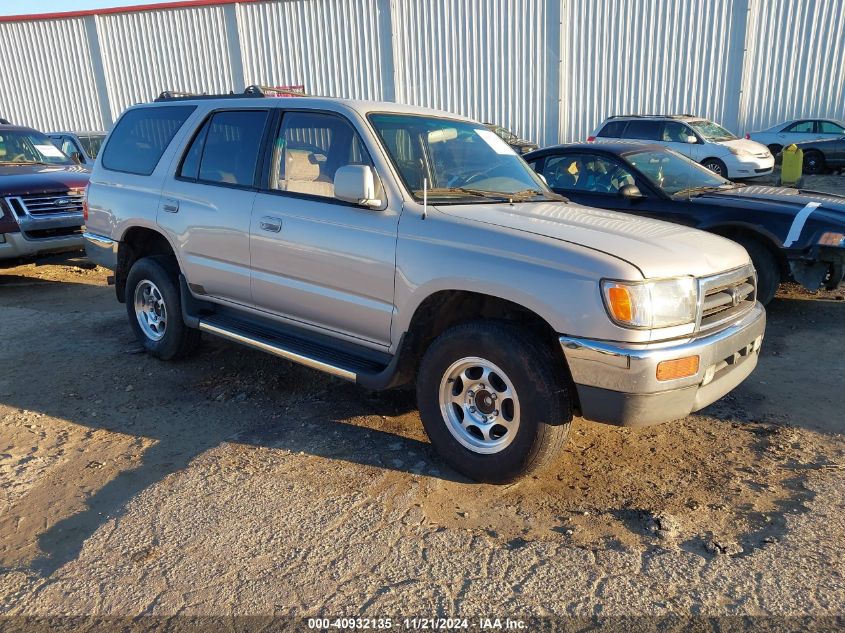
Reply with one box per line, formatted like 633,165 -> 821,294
754,167 -> 771,173
5,190 -> 84,217
699,266 -> 756,332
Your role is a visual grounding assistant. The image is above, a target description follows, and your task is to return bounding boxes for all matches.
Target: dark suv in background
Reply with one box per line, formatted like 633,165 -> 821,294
0,124 -> 89,260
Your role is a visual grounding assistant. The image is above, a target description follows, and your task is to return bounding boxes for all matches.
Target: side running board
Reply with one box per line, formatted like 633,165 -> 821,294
180,275 -> 413,391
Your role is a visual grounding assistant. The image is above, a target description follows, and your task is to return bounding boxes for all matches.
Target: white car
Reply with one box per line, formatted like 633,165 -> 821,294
589,115 -> 774,179
747,118 -> 845,155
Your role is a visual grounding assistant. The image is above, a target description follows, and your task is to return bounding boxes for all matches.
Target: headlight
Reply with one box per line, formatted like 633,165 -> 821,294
601,277 -> 698,329
728,147 -> 753,158
818,232 -> 845,247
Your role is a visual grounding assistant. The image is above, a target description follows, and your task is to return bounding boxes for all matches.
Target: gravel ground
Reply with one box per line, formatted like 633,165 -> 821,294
1,175 -> 844,627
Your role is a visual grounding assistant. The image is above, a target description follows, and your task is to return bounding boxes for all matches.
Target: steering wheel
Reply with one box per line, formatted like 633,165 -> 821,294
11,154 -> 27,162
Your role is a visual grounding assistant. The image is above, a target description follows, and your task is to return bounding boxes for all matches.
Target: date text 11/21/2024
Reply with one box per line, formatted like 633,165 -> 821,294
306,617 -> 527,629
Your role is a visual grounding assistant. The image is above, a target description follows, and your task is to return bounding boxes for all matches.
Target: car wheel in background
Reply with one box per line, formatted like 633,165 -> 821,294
767,145 -> 783,163
735,237 -> 780,305
701,158 -> 727,177
125,255 -> 201,360
416,320 -> 572,483
803,151 -> 825,175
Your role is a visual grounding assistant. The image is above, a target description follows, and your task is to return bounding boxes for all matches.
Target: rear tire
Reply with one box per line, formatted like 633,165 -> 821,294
701,158 -> 728,177
416,321 -> 572,483
768,145 -> 783,163
803,151 -> 825,175
125,256 -> 201,360
735,237 -> 780,305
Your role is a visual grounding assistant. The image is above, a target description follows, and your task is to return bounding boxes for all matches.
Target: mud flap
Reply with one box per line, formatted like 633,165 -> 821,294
789,260 -> 831,291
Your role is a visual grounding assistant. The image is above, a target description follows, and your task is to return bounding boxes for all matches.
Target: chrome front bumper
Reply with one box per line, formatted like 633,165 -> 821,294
0,231 -> 83,260
560,302 -> 766,427
83,231 -> 118,270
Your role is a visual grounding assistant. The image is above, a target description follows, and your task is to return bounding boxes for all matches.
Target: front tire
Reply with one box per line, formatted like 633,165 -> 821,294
735,237 -> 780,305
701,158 -> 728,177
803,151 -> 825,175
416,321 -> 572,483
125,256 -> 201,360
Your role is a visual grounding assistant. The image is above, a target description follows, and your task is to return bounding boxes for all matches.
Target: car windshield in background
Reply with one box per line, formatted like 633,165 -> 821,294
0,130 -> 75,165
369,113 -> 550,203
79,134 -> 105,158
493,126 -> 517,142
688,120 -> 737,142
626,149 -> 731,195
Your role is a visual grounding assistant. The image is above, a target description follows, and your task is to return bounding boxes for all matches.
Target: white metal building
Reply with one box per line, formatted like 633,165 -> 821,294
1,0 -> 843,146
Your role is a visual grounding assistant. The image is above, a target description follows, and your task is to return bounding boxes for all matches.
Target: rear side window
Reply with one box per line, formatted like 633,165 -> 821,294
623,120 -> 661,140
598,120 -> 626,138
179,110 -> 269,187
819,121 -> 845,134
102,106 -> 195,175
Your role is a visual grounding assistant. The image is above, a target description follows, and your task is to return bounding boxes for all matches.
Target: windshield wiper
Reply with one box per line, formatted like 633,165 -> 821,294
416,187 -> 512,201
507,188 -> 567,202
673,185 -> 721,197
0,161 -> 51,166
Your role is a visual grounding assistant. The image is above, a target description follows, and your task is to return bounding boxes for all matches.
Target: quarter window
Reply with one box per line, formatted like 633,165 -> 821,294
102,105 -> 195,175
269,111 -> 373,200
598,120 -> 626,138
818,120 -> 845,134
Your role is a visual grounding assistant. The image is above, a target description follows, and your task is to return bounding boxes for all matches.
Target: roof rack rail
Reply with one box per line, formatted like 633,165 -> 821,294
154,85 -> 310,102
607,113 -> 696,120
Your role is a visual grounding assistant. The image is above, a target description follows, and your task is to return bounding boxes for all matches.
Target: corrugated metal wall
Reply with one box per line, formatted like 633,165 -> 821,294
0,17 -> 104,131
392,0 -> 556,145
561,0 -> 749,141
738,0 -> 845,135
97,4 -> 236,120
0,0 -> 843,143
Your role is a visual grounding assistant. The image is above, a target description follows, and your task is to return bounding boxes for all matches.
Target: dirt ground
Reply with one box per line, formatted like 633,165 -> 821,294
1,177 -> 844,626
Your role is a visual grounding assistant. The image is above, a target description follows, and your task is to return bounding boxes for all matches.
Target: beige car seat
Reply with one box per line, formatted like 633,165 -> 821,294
282,149 -> 335,198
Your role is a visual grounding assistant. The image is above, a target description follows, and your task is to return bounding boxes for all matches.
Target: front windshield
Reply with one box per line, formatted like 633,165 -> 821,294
0,129 -> 75,165
626,149 -> 730,195
687,120 -> 737,142
369,113 -> 551,203
78,134 -> 105,158
493,126 -> 517,142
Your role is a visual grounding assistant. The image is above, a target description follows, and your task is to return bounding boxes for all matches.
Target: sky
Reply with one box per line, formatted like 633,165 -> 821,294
0,0 -> 190,16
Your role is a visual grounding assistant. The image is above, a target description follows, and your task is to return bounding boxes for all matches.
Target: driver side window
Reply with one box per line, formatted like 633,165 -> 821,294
543,153 -> 635,195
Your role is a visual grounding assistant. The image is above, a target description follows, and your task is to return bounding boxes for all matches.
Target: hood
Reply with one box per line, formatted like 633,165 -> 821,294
719,138 -> 770,154
699,184 -> 845,226
0,164 -> 90,196
437,200 -> 749,279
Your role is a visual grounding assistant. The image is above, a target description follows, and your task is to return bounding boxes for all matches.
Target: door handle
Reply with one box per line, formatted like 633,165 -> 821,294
161,199 -> 179,213
259,216 -> 282,233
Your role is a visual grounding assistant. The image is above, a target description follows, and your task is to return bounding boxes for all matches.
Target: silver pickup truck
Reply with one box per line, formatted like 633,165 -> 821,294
84,91 -> 765,482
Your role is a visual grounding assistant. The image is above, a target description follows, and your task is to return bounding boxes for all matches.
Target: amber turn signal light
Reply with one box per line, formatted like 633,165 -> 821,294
656,356 -> 700,381
606,286 -> 633,322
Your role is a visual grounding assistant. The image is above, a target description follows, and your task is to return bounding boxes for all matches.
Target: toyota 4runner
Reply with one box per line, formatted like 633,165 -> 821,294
84,90 -> 766,482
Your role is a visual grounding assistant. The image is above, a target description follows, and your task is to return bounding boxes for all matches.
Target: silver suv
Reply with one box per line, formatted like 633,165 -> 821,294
84,90 -> 766,482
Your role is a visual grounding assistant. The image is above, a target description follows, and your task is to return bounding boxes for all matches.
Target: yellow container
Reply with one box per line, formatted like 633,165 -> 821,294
780,144 -> 803,187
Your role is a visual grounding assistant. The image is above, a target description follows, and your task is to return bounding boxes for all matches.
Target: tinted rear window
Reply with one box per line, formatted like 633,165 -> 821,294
623,120 -> 662,140
102,106 -> 195,175
598,120 -> 627,138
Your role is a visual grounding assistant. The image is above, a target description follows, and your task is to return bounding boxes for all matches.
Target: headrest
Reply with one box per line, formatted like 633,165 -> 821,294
285,149 -> 320,181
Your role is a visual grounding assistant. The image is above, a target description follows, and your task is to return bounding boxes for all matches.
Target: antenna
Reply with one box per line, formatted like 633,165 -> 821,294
422,178 -> 428,220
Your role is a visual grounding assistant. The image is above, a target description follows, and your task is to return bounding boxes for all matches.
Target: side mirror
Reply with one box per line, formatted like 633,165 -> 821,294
685,135 -> 698,144
334,165 -> 382,208
70,151 -> 84,164
620,184 -> 643,200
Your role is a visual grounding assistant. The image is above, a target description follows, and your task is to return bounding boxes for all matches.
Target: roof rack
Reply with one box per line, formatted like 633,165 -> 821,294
154,84 -> 310,102
607,113 -> 698,120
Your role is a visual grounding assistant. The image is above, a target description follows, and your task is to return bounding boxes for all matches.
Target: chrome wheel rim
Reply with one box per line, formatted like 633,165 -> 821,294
133,279 -> 167,341
705,162 -> 723,175
438,357 -> 520,454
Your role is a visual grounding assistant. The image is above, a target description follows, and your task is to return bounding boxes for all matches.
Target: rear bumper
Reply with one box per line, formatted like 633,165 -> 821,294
83,231 -> 118,270
560,303 -> 766,427
0,230 -> 83,260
